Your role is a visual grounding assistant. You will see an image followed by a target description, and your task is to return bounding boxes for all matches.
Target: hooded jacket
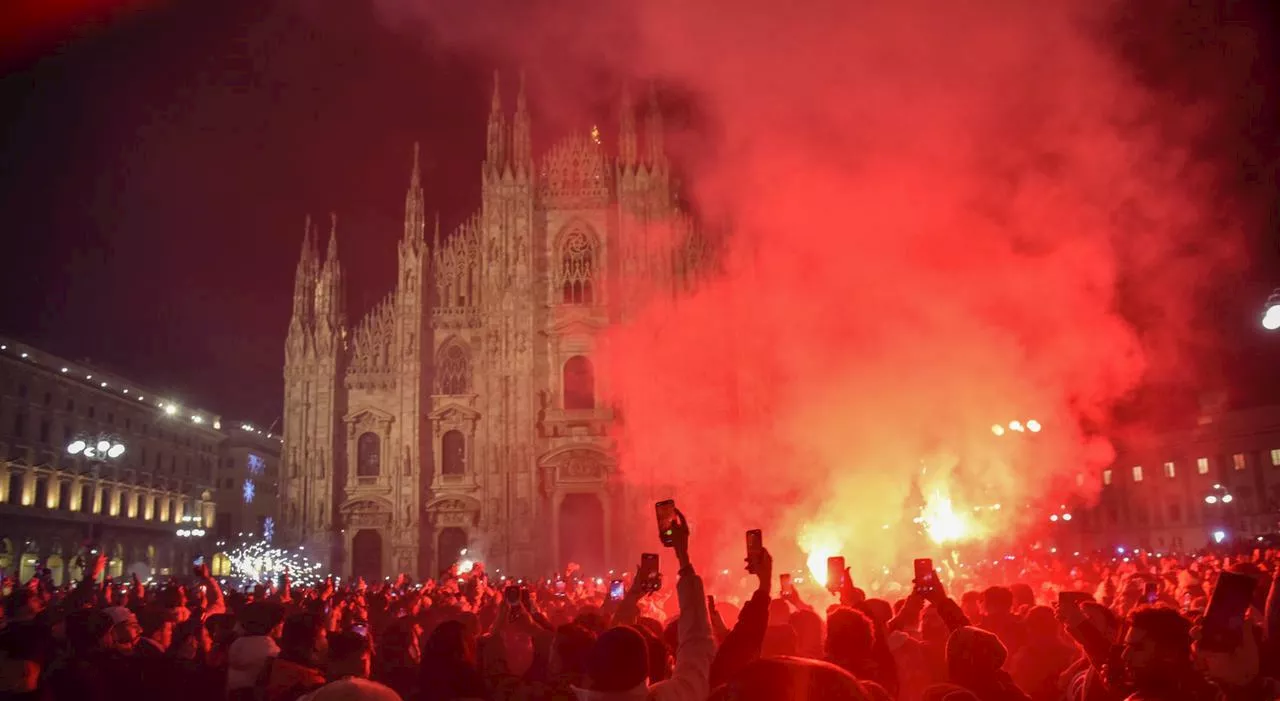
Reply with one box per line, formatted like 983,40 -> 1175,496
574,570 -> 714,701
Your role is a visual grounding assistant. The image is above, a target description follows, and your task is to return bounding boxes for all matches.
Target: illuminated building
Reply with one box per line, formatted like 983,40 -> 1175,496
214,423 -> 281,546
281,77 -> 712,579
0,337 -> 221,582
1077,403 -> 1280,552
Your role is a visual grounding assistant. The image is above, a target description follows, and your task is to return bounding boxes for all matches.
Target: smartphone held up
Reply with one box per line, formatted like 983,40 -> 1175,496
745,529 -> 763,574
655,500 -> 678,547
913,558 -> 937,596
640,553 -> 662,593
1200,571 -> 1256,652
826,556 -> 846,594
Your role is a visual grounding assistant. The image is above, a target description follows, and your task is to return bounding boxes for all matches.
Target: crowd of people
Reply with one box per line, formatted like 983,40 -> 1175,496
2,510 -> 1280,701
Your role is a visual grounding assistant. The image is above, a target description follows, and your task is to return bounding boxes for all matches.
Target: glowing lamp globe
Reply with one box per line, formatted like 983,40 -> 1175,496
66,440 -> 86,455
1264,290 -> 1280,330
107,443 -> 125,458
96,440 -> 110,453
1264,305 -> 1280,331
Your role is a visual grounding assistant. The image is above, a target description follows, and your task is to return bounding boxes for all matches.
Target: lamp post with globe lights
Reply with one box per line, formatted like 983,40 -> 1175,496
66,437 -> 127,466
65,434 -> 126,554
1204,483 -> 1235,546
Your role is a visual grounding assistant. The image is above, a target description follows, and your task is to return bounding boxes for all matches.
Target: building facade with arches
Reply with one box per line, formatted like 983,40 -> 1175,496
0,337 -> 227,583
281,77 -> 714,580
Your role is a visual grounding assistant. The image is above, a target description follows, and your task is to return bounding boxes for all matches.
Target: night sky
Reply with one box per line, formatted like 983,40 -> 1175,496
1,0 -> 1278,428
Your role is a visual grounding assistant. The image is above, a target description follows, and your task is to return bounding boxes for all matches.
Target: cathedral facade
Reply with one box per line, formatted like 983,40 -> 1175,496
280,78 -> 711,580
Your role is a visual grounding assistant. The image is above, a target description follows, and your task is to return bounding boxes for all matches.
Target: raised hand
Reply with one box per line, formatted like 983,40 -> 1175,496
671,508 -> 692,570
753,547 -> 774,595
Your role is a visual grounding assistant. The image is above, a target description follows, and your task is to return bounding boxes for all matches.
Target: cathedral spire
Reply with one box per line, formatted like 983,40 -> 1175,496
298,214 -> 316,268
315,212 -> 345,331
292,214 -> 318,323
645,82 -> 664,165
486,70 -> 507,169
510,69 -> 532,170
404,142 -> 425,244
618,83 -> 637,167
326,212 -> 339,262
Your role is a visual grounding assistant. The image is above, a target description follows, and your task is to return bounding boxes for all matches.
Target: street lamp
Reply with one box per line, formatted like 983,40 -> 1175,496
66,434 -> 126,556
1263,289 -> 1280,331
993,419 -> 1043,436
67,436 -> 126,462
1204,483 -> 1234,505
176,515 -> 206,538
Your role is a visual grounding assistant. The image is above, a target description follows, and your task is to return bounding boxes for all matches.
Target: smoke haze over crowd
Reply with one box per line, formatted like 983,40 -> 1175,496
370,0 -> 1251,577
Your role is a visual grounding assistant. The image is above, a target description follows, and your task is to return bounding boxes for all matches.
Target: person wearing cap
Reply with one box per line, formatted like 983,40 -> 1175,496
102,606 -> 140,652
574,508 -> 713,701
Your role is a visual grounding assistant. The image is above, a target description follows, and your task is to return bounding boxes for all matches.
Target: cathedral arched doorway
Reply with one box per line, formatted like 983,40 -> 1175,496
351,530 -> 383,582
437,527 -> 468,577
558,493 -> 605,574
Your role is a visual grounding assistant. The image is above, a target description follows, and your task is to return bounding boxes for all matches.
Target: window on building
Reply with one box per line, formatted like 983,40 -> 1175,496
42,392 -> 50,405
87,406 -> 95,419
38,419 -> 50,444
1198,457 -> 1210,474
1271,449 -> 1280,467
125,418 -> 131,430
106,412 -> 113,424
1132,465 -> 1143,482
1233,453 -> 1247,471
65,399 -> 73,412
1163,461 -> 1175,478
12,412 -> 26,438
1169,503 -> 1182,522
357,432 -> 381,477
1103,469 -> 1113,486
442,430 -> 465,476
17,384 -> 27,399
563,356 -> 595,410
559,230 -> 597,304
62,425 -> 71,443
437,344 -> 471,395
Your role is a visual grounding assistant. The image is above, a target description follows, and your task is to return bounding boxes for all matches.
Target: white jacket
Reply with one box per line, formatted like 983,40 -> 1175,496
575,571 -> 715,701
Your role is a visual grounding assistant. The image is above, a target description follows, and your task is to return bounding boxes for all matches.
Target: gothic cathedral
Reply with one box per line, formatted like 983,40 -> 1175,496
280,77 -> 712,580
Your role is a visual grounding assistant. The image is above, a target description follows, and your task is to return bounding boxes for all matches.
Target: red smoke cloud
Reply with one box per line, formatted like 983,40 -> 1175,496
378,0 -> 1243,578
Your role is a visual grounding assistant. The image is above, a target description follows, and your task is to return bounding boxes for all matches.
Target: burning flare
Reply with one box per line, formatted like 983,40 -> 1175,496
798,524 -> 842,587
919,491 -> 979,545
